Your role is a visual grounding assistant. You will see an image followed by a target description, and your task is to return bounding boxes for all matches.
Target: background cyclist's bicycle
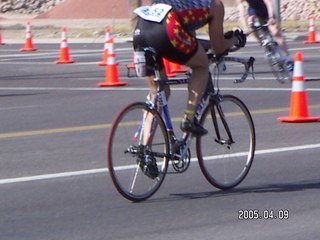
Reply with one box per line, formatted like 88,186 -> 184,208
251,18 -> 293,84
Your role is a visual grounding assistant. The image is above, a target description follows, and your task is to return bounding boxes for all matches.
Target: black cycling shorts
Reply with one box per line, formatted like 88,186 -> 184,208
133,11 -> 199,76
247,0 -> 268,21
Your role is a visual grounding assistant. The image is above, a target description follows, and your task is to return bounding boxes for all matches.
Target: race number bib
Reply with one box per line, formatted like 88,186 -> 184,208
134,4 -> 172,23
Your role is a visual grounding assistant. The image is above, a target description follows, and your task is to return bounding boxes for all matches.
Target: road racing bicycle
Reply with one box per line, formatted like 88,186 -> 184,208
107,48 -> 256,202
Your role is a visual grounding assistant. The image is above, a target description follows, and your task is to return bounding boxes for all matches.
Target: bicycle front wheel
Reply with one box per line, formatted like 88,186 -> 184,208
196,95 -> 255,190
266,42 -> 292,83
107,102 -> 169,202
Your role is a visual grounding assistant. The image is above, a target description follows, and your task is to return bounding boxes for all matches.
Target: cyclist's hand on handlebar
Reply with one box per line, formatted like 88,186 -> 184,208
224,28 -> 247,49
234,28 -> 247,48
224,30 -> 235,39
215,49 -> 229,61
267,17 -> 276,26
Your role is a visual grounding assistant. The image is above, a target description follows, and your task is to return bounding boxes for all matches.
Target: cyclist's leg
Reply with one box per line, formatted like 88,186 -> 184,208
180,0 -> 238,136
134,12 -> 208,135
268,23 -> 291,57
142,72 -> 169,145
184,45 -> 209,121
145,73 -> 170,103
133,17 -> 170,145
267,20 -> 293,73
160,10 -> 209,123
246,7 -> 265,43
246,3 -> 269,43
248,15 -> 261,41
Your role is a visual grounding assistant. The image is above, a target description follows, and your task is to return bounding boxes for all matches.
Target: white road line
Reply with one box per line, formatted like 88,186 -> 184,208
0,143 -> 320,185
0,168 -> 108,185
0,105 -> 40,111
0,48 -> 132,58
0,48 -> 132,62
2,86 -> 320,91
0,59 -> 129,65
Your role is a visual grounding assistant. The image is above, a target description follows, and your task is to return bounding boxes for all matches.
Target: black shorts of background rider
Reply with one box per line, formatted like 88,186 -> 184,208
248,2 -> 268,21
133,10 -> 199,77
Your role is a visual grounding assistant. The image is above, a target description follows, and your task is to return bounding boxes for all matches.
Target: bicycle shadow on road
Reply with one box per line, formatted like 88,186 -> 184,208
149,179 -> 320,202
0,93 -> 47,97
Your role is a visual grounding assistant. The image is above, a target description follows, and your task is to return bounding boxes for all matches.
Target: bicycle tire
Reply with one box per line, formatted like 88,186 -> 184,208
107,102 -> 169,202
196,95 -> 255,190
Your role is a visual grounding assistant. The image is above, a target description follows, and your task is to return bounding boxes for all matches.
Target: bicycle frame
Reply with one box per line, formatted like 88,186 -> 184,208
251,19 -> 274,47
134,50 -> 255,162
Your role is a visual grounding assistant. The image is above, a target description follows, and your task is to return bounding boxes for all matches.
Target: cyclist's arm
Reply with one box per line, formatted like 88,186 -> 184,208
208,0 -> 238,55
237,0 -> 250,31
263,0 -> 276,20
198,38 -> 211,51
263,0 -> 283,36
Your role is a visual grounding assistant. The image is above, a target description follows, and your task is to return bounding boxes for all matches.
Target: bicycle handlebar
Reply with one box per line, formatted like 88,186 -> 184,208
198,38 -> 240,58
142,47 -> 255,84
207,52 -> 255,83
229,56 -> 255,83
245,23 -> 269,36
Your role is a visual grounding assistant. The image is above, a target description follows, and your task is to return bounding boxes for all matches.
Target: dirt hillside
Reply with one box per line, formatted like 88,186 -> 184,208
1,0 -> 319,21
36,0 -> 150,19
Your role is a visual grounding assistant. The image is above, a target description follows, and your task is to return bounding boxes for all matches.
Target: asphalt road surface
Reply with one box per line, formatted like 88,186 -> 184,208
1,38 -> 320,240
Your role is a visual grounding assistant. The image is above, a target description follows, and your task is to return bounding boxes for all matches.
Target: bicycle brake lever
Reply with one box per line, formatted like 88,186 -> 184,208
248,57 -> 256,81
233,57 -> 256,83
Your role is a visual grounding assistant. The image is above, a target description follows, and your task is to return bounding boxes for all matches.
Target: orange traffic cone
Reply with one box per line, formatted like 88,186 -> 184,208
304,15 -> 320,44
126,53 -> 137,77
0,28 -> 5,45
163,58 -> 177,77
20,21 -> 37,51
54,27 -> 74,64
97,37 -> 128,87
277,52 -> 320,122
169,62 -> 189,73
97,27 -> 111,66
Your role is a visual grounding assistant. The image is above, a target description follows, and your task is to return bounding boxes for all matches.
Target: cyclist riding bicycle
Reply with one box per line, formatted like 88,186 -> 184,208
237,0 -> 293,70
133,0 -> 247,137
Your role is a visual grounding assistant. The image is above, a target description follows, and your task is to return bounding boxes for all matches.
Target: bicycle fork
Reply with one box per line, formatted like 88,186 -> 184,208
210,98 -> 235,148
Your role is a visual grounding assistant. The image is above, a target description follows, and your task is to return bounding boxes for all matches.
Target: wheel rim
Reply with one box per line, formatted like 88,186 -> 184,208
107,103 -> 169,201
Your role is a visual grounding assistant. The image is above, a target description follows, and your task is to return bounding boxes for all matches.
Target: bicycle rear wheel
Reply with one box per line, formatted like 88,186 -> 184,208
196,95 -> 255,190
107,102 -> 169,202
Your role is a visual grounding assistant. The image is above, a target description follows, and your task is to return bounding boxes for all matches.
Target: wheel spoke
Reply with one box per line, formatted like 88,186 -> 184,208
129,165 -> 140,193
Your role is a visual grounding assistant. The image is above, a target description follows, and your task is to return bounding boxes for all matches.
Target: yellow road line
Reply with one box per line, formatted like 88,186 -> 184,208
0,124 -> 111,139
1,104 -> 320,139
250,104 -> 320,115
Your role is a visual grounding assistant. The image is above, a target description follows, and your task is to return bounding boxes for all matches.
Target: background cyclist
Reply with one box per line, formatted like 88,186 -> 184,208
133,0 -> 247,136
237,0 -> 293,70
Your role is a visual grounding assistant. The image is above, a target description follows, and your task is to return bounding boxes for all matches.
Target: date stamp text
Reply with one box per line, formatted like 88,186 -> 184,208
238,209 -> 289,220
